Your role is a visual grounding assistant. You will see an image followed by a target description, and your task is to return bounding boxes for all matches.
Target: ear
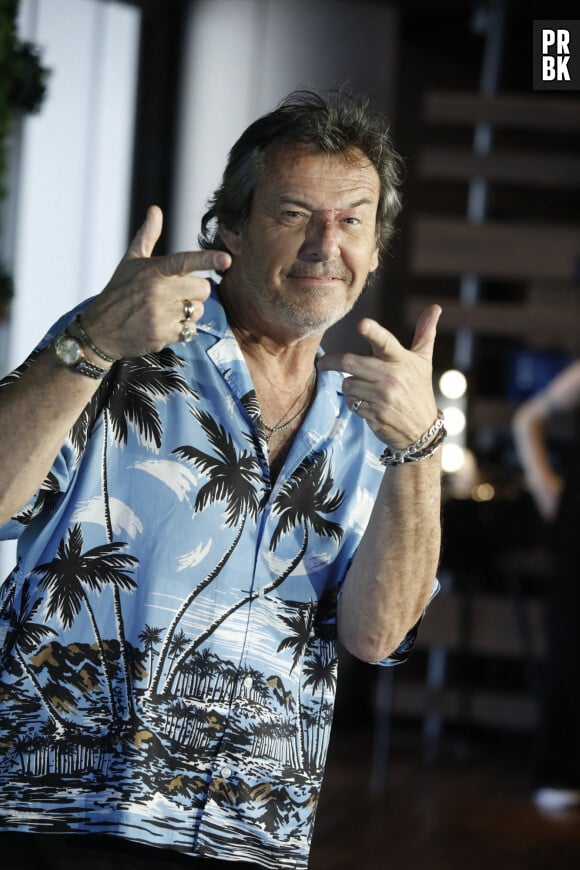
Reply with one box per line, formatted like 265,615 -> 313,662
219,222 -> 243,256
369,244 -> 380,274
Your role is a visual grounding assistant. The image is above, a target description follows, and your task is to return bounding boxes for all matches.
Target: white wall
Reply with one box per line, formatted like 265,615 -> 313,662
171,0 -> 399,254
4,0 -> 140,372
0,0 -> 141,578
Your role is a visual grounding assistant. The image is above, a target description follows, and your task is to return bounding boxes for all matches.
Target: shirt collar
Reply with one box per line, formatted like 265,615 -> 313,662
199,279 -> 345,398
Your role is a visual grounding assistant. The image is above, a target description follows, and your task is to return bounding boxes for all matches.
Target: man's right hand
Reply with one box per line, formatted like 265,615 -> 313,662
79,205 -> 231,362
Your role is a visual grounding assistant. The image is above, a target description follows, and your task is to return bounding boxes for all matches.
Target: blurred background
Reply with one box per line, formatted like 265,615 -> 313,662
1,0 -> 579,866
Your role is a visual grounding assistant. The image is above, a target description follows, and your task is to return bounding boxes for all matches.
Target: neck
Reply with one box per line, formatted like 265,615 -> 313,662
218,278 -> 320,458
219,275 -> 323,372
261,367 -> 317,439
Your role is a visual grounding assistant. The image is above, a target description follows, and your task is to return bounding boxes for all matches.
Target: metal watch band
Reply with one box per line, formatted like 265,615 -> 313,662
74,358 -> 108,379
55,328 -> 109,379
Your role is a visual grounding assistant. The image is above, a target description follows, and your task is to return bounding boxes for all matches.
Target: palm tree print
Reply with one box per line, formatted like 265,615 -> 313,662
148,408 -> 263,697
69,349 -> 196,719
2,578 -> 67,731
0,312 -> 376,862
69,348 -> 197,456
12,471 -> 61,526
303,647 -> 337,771
138,625 -> 163,690
277,604 -> 314,765
168,450 -> 344,682
270,451 -> 344,551
35,524 -> 138,724
168,628 -> 189,665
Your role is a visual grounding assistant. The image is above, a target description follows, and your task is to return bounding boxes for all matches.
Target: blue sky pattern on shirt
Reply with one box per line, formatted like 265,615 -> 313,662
0,284 -> 418,868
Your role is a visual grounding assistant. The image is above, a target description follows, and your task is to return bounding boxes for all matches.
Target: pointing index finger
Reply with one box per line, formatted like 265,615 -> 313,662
358,318 -> 405,362
126,205 -> 232,276
157,249 -> 232,278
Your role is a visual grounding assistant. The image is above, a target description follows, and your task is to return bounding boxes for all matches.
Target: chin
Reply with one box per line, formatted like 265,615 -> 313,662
283,303 -> 349,337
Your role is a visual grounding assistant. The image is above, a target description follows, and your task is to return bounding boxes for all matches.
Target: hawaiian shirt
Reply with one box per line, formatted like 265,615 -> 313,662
0,283 -> 422,868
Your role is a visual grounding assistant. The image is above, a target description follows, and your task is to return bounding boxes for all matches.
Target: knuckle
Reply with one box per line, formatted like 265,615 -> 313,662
141,285 -> 164,316
203,277 -> 211,298
144,321 -> 165,347
172,252 -> 189,276
193,277 -> 211,301
341,352 -> 358,371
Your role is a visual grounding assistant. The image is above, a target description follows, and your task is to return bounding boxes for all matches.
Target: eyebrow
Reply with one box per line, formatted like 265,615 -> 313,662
277,195 -> 375,210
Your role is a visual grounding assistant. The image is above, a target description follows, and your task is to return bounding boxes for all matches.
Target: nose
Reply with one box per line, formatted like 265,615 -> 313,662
298,214 -> 340,262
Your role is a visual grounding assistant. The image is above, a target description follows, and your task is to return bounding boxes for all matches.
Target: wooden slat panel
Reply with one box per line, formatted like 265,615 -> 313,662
389,395 -> 575,437
528,279 -> 580,305
416,593 -> 545,657
470,400 -> 576,437
410,217 -> 580,280
425,91 -> 580,131
469,399 -> 516,431
405,297 -> 580,340
418,147 -> 580,187
392,682 -> 538,730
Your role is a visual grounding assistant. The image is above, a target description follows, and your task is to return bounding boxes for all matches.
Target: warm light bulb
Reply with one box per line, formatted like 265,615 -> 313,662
439,369 -> 467,400
442,407 -> 466,436
472,483 -> 495,501
441,443 -> 465,473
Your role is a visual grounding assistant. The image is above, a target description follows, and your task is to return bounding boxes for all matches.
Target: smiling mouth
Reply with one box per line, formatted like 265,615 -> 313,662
290,274 -> 340,282
287,266 -> 351,282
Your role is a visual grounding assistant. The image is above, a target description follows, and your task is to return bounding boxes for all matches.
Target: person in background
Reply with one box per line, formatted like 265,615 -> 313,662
513,358 -> 580,812
0,88 -> 444,868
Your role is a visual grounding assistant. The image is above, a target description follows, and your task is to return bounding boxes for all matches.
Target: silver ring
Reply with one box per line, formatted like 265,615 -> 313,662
182,299 -> 194,321
351,398 -> 363,413
180,324 -> 194,344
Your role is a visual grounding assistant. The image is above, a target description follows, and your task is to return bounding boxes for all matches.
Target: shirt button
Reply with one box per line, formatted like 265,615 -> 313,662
220,766 -> 232,779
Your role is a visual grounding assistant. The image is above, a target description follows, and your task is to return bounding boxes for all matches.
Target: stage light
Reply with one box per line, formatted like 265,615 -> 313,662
439,369 -> 467,400
441,443 -> 465,473
472,483 -> 495,502
442,406 -> 466,436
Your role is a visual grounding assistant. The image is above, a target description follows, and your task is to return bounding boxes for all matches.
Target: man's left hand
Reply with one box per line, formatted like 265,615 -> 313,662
317,305 -> 441,448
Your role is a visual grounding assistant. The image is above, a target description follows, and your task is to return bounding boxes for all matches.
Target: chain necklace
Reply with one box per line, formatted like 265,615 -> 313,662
262,368 -> 316,441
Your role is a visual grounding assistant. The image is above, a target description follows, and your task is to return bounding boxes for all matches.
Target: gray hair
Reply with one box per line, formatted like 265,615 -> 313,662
198,87 -> 403,262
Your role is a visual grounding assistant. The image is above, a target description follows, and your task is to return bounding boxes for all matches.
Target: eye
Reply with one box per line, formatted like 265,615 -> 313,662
342,216 -> 361,226
278,209 -> 308,226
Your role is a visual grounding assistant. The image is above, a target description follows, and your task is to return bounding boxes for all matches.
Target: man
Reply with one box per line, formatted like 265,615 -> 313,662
0,89 -> 443,868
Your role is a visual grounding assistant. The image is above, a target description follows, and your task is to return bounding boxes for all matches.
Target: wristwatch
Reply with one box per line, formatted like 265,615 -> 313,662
54,330 -> 108,379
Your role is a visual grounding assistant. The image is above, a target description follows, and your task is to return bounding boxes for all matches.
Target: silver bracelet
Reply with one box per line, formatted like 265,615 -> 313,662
75,314 -> 117,364
379,409 -> 447,466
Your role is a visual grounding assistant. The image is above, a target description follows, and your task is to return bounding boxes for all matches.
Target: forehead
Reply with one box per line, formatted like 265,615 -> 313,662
255,143 -> 381,207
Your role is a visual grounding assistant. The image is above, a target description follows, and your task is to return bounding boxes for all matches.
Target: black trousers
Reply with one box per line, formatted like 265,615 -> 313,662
0,834 -> 264,870
533,546 -> 580,789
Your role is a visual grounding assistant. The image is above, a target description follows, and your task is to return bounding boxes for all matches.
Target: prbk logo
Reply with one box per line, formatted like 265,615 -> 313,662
533,21 -> 580,90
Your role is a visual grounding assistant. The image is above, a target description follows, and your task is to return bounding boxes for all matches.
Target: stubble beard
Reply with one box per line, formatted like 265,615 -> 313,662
250,260 -> 364,339
256,279 -> 357,339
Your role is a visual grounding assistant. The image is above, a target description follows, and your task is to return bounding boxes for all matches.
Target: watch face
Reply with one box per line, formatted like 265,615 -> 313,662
55,333 -> 83,366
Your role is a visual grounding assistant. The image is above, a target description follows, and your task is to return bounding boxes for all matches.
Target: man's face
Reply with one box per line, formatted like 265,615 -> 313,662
222,143 -> 381,341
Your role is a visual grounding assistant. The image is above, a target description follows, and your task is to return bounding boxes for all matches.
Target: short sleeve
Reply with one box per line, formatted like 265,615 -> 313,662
368,576 -> 440,667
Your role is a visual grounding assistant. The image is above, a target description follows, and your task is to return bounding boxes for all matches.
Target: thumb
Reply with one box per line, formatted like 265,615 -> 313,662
126,205 -> 163,259
410,304 -> 441,360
